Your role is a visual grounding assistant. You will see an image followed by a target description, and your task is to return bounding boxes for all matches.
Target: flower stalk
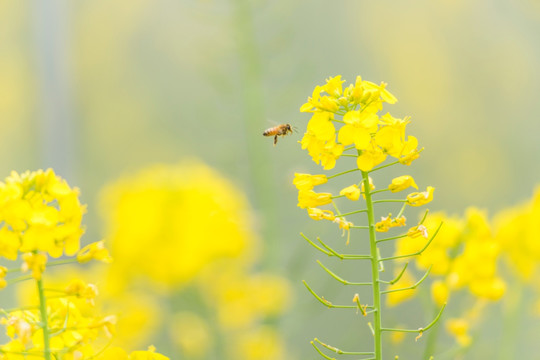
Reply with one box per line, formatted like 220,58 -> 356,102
36,277 -> 52,360
295,75 -> 444,359
362,170 -> 383,359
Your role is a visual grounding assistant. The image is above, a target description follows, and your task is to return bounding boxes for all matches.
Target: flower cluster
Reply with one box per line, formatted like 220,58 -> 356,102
0,169 -> 85,261
300,76 -> 420,170
494,185 -> 540,280
0,169 -> 167,360
395,208 -> 506,305
296,76 -> 441,360
97,161 -> 292,359
99,161 -> 256,289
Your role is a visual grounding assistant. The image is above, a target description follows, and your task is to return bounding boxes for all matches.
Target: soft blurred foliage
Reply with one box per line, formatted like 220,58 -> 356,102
1,0 -> 540,359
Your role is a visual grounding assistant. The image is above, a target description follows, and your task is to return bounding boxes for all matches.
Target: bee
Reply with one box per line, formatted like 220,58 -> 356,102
263,124 -> 294,146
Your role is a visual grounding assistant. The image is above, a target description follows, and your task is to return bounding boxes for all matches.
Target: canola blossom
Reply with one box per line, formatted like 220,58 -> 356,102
300,76 -> 419,171
96,161 -> 292,359
0,169 -> 86,260
99,161 -> 257,288
295,76 -> 441,360
0,169 -> 167,360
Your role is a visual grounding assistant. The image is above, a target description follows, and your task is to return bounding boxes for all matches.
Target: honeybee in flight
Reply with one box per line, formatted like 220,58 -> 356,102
263,124 -> 294,146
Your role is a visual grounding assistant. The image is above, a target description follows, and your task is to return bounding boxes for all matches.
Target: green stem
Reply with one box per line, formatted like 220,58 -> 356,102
362,170 -> 382,360
36,278 -> 52,360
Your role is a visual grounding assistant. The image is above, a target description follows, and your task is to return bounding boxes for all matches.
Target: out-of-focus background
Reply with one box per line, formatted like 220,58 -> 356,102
1,0 -> 540,359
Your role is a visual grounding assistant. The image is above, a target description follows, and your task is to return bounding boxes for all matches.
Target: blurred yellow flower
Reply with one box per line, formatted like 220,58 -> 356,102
171,312 -> 211,359
386,270 -> 417,307
198,263 -> 291,330
233,326 -> 285,360
100,161 -> 257,288
77,240 -> 113,264
495,186 -> 540,280
431,280 -> 449,307
445,318 -> 472,347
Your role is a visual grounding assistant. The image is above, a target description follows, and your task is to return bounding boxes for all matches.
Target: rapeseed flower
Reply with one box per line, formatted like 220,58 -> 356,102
388,175 -> 418,193
0,169 -> 86,259
100,161 -> 257,288
299,76 -> 420,171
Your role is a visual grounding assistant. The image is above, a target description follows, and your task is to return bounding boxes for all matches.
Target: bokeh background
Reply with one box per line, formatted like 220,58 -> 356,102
1,0 -> 540,359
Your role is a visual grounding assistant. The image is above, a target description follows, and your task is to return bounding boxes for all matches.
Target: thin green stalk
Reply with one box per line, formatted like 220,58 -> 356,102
362,170 -> 382,360
36,278 -> 52,360
423,305 -> 442,359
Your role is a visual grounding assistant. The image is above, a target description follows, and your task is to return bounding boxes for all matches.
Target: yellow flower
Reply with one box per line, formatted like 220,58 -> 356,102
337,110 -> 378,150
407,224 -> 428,239
293,173 -> 328,191
406,186 -> 435,206
233,326 -> 285,360
356,142 -> 387,171
446,318 -> 472,347
77,241 -> 113,264
323,75 -> 345,97
306,112 -> 336,142
100,161 -> 256,288
198,264 -> 291,329
65,279 -> 99,306
21,252 -> 47,280
339,184 -> 360,201
0,169 -> 86,259
431,280 -> 449,307
0,265 -> 7,289
297,190 -> 332,209
307,208 -> 335,221
333,217 -> 353,244
388,175 -> 418,193
128,346 -> 169,360
375,214 -> 406,232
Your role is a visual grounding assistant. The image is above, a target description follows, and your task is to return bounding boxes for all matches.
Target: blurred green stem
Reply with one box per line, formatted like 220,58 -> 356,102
498,281 -> 523,360
231,0 -> 279,270
37,278 -> 52,360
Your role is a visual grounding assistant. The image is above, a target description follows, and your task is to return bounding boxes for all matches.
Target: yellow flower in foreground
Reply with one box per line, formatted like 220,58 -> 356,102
0,169 -> 86,259
339,184 -> 360,201
388,175 -> 418,193
100,161 -> 257,288
406,186 -> 435,206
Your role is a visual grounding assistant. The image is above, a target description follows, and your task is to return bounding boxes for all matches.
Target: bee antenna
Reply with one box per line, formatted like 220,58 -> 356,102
292,126 -> 299,133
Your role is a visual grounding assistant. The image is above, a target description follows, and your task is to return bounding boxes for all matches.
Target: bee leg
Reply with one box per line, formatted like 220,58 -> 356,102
273,135 -> 278,146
